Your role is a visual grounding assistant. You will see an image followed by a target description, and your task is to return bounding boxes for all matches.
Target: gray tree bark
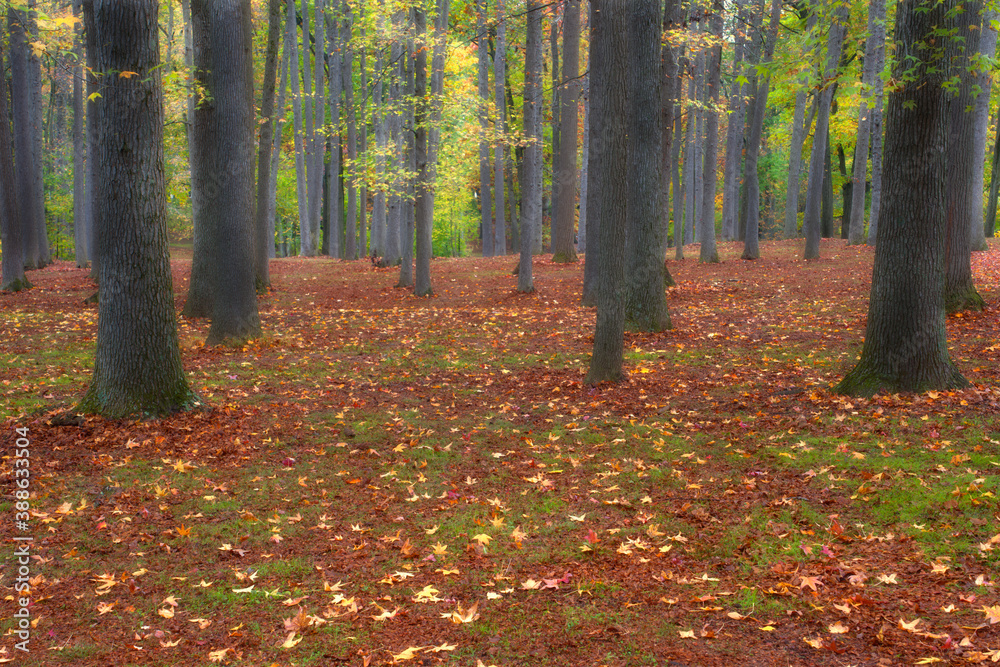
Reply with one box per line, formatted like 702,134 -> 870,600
520,0 -> 543,293
254,0 -> 283,288
866,0 -> 886,245
493,0 -> 509,256
837,0 -> 967,397
552,0 -> 581,263
721,0 -> 748,242
477,0 -> 492,256
624,0 -> 672,331
659,0 -> 678,256
699,4 -> 723,264
287,0 -> 309,256
78,0 -> 194,417
414,7 -> 432,296
72,0 -> 88,268
269,18 -> 291,259
847,0 -> 882,245
0,31 -> 28,291
671,45 -> 685,258
970,10 -> 995,252
343,4 -> 358,259
8,9 -> 43,270
803,3 -> 848,260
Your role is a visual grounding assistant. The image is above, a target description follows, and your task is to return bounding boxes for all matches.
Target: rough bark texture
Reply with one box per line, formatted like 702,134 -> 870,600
519,0 -> 543,293
624,0 -> 672,331
269,20 -> 291,259
671,47 -> 684,258
866,0 -> 886,246
578,76 -> 589,254
586,0 -> 628,385
9,9 -> 42,270
477,0 -> 492,257
253,0 -> 282,288
193,0 -> 262,345
384,23 -> 404,267
552,0 -> 580,263
837,0 -> 967,397
803,4 -> 847,260
343,4 -> 358,259
987,108 -> 1000,238
427,0 -> 451,257
78,0 -> 195,418
699,5 -> 723,264
0,31 -> 28,291
414,7 -> 433,296
549,6 -> 561,246
847,0 -> 882,246
27,1 -> 47,266
943,0 -> 986,314
72,0 -> 88,268
741,0 -> 780,260
659,0 -> 678,256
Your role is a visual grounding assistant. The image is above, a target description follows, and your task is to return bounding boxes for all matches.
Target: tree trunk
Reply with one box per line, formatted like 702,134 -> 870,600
691,33 -> 704,245
398,19 -> 416,287
970,10 -> 996,252
699,4 -> 723,264
848,0 -> 882,245
0,31 -> 28,291
551,0 -> 580,262
27,1 -> 48,267
493,0 -> 508,256
578,77 -> 589,254
477,0 -> 492,257
943,0 -> 986,313
254,0 -> 282,289
357,13 -> 367,258
191,0 -> 262,345
383,19 -> 404,267
85,0 -> 100,280
659,0 -> 679,255
741,0 -> 780,260
286,0 -> 310,257
986,109 -> 1000,238
671,46 -> 685,259
306,0 -> 326,257
866,0 -> 886,246
414,7 -> 433,296
721,0 -> 748,242
624,0 -> 672,331
681,65 -> 695,256
821,134 -> 834,238
520,0 -> 543,293
549,7 -> 561,247
78,0 -> 194,418
372,11 -> 387,259
837,0 -> 967,397
72,0 -> 88,268
269,20 -> 291,259
343,4 -> 358,259
427,0 -> 451,257
803,4 -> 847,260
8,9 -> 42,270
585,0 -> 628,385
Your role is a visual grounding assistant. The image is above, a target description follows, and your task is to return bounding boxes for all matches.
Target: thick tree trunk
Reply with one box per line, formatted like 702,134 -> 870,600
477,0 -> 492,257
848,0 -> 882,245
414,7 -> 433,296
552,0 -> 580,263
624,0 -> 672,331
520,0 -> 543,294
0,32 -> 28,291
585,0 -> 628,385
699,4 -> 723,264
803,4 -> 847,260
837,0 -> 967,397
493,0 -> 509,256
943,0 -> 986,313
192,0 -> 262,345
78,0 -> 194,418
254,0 -> 283,289
27,2 -> 47,266
9,9 -> 42,270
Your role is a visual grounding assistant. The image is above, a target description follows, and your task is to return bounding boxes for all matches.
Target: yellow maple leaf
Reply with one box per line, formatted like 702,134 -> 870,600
207,648 -> 231,663
428,642 -> 457,652
828,621 -> 849,634
157,607 -> 175,619
280,632 -> 302,649
471,533 -> 492,545
898,617 -> 922,633
980,605 -> 1000,624
96,601 -> 116,615
391,646 -> 423,662
678,629 -> 696,639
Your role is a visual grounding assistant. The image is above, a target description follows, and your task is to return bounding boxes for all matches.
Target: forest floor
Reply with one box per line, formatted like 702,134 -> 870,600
2,238 -> 1000,667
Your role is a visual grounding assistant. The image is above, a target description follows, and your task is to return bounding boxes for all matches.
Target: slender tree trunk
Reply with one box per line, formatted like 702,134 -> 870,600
970,10 -> 996,252
0,31 -> 28,291
944,0 -> 986,313
520,0 -> 543,293
78,0 -> 194,418
85,0 -> 99,280
254,0 -> 282,289
671,48 -> 685,259
343,4 -> 358,259
306,0 -> 326,256
741,0 -> 780,260
783,87 -> 808,238
384,19 -> 403,267
477,0 -> 492,256
624,0 -> 672,330
552,0 -> 580,262
357,14 -> 367,258
287,0 -> 309,256
659,0 -> 678,256
427,0 -> 451,256
721,0 -> 748,242
372,9 -> 387,258
682,71 -> 695,254
586,0 -> 628,385
578,78 -> 589,254
803,3 -> 848,260
691,34 -> 704,245
27,1 -> 48,266
493,0 -> 508,256
866,1 -> 886,246
269,21 -> 291,260
549,6 -> 561,247
414,7 -> 432,295
837,0 -> 967,397
72,0 -> 88,268
821,135 -> 834,238
8,9 -> 41,270
986,112 -> 1000,238
699,3 -> 723,264
848,0 -> 882,245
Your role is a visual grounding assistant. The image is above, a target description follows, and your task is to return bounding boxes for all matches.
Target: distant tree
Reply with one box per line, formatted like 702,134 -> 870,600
78,0 -> 194,417
477,0 -> 492,256
551,0 -> 580,263
847,0 -> 882,246
254,0 -> 283,289
970,11 -> 996,251
72,0 -> 88,269
721,0 -> 748,243
699,2 -> 723,264
837,0 -> 967,397
585,0 -> 628,384
493,0 -> 508,256
414,6 -> 433,297
519,0 -> 543,294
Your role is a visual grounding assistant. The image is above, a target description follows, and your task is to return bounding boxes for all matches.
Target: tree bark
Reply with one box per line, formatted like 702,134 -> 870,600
493,0 -> 509,256
699,3 -> 724,264
866,0 -> 886,246
803,3 -> 847,260
970,10 -> 995,252
671,45 -> 685,259
0,30 -> 28,291
943,0 -> 986,313
624,0 -> 672,331
343,4 -> 358,260
848,0 -> 882,245
585,0 -> 628,385
837,0 -> 967,397
721,0 -> 748,242
8,9 -> 42,270
520,0 -> 543,293
477,0 -> 492,256
552,0 -> 580,263
254,0 -> 283,288
659,0 -> 679,255
269,19 -> 291,259
414,7 -> 433,296
549,6 -> 561,247
78,0 -> 194,417
72,0 -> 88,268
